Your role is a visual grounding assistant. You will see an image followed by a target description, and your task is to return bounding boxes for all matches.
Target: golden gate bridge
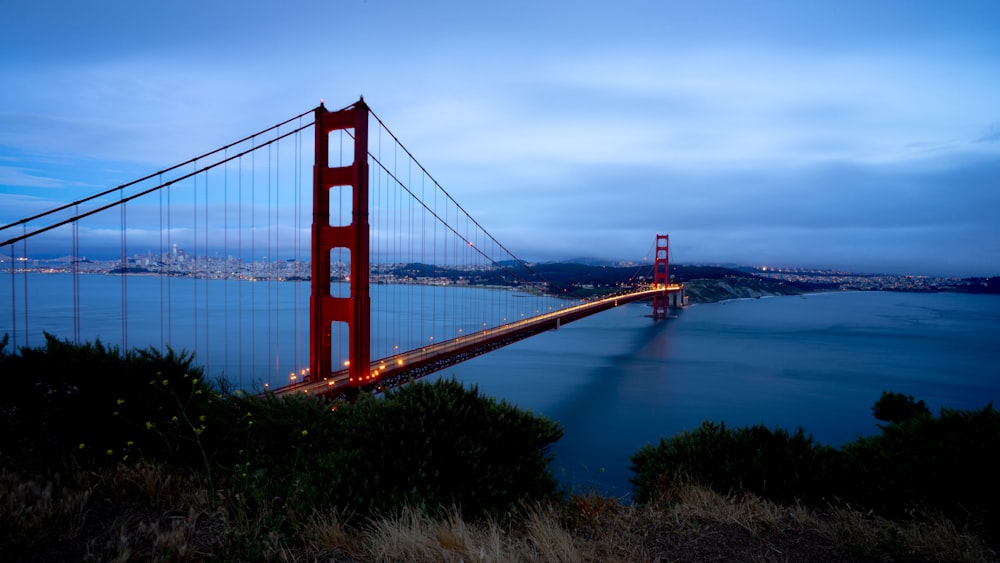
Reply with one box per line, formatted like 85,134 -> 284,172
1,98 -> 684,397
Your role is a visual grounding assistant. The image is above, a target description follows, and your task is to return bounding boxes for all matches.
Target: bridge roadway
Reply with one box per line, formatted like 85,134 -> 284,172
274,284 -> 683,397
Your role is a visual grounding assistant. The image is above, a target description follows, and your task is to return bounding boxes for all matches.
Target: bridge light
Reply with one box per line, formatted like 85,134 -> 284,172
344,360 -> 350,367
397,359 -> 403,366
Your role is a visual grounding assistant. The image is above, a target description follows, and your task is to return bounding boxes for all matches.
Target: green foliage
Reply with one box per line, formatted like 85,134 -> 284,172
630,393 -> 1000,547
319,377 -> 564,519
0,333 -> 213,472
629,420 -> 835,505
837,402 -> 1000,545
195,378 -> 563,521
2,339 -> 563,524
871,390 -> 930,423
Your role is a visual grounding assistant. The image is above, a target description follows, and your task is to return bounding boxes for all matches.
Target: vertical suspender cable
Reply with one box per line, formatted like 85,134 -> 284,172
73,205 -> 80,344
204,163 -> 210,376
224,149 -> 229,384
267,141 -> 273,381
373,130 -> 381,359
20,227 -> 28,347
408,159 -> 414,352
159,175 -> 164,351
167,178 -> 173,347
193,163 -> 199,361
271,131 -> 280,382
292,120 -> 301,376
8,234 -> 18,349
238,154 -> 244,388
121,187 -> 128,350
250,142 -> 256,379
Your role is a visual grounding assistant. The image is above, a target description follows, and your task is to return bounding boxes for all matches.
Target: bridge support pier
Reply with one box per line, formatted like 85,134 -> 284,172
311,99 -> 370,387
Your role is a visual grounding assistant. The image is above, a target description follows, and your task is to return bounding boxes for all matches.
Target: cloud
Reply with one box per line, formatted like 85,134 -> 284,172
0,165 -> 66,189
975,122 -> 1000,144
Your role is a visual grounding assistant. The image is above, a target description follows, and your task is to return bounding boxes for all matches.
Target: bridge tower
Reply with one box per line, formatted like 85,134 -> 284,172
652,233 -> 670,318
311,99 -> 370,387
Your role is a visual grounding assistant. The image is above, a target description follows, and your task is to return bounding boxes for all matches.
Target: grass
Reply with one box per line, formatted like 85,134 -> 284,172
2,462 -> 994,562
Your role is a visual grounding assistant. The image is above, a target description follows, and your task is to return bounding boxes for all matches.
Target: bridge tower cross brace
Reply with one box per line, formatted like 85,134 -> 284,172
652,233 -> 670,318
311,99 -> 370,387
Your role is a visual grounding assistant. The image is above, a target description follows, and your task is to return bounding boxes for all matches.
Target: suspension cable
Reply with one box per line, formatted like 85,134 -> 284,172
0,109 -> 315,235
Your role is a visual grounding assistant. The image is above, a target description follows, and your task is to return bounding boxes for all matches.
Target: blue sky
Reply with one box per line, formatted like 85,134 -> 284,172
2,0 -> 999,276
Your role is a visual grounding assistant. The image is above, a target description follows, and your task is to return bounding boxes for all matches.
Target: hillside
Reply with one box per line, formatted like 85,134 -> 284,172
682,276 -> 808,303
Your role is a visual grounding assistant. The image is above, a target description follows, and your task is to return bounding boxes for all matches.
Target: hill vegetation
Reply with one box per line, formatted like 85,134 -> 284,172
1,336 -> 996,561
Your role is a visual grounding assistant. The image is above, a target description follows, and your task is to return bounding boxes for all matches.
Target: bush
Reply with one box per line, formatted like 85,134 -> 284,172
0,333 -> 213,472
316,377 -> 564,519
629,420 -> 835,505
629,393 -> 1000,548
871,390 -> 930,424
2,338 -> 564,522
837,402 -> 1000,545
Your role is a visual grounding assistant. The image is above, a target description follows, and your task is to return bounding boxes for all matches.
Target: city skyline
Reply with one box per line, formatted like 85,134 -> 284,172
2,1 -> 999,277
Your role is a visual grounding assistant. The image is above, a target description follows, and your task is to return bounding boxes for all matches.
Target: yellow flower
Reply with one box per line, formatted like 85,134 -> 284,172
146,421 -> 154,430
126,441 -> 134,447
78,443 -> 86,450
117,398 -> 125,405
161,379 -> 169,386
106,449 -> 113,456
171,416 -> 179,422
300,430 -> 308,437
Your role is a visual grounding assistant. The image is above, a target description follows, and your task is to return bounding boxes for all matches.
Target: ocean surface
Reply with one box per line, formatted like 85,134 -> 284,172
4,274 -> 999,499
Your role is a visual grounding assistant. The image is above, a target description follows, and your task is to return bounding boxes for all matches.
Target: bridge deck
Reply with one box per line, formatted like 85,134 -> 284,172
275,284 -> 683,397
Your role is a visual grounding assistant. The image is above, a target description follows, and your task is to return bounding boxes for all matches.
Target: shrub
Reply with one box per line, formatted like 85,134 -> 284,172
0,333 -> 213,472
837,402 -> 1000,545
317,377 -> 564,519
871,390 -> 930,424
629,421 -> 836,505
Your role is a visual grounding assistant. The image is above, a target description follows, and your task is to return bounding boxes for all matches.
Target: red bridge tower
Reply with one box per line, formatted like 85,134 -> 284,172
652,233 -> 670,318
311,99 -> 370,387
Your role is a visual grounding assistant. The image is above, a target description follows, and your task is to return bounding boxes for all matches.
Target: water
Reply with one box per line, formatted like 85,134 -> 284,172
4,274 -> 999,499
438,291 -> 1000,498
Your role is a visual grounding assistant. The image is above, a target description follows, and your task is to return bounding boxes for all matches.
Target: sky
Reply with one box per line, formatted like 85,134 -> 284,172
1,0 -> 999,277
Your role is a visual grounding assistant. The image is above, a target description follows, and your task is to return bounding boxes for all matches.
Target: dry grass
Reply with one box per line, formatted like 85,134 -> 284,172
0,468 -> 92,549
2,463 -> 995,562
